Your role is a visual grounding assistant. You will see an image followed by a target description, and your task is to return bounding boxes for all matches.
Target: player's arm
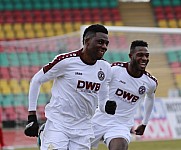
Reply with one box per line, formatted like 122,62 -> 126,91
135,92 -> 155,135
25,58 -> 67,137
24,69 -> 53,137
98,64 -> 117,115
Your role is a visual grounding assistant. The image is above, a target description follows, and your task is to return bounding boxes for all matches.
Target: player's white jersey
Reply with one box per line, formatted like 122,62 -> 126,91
28,49 -> 111,130
93,62 -> 158,128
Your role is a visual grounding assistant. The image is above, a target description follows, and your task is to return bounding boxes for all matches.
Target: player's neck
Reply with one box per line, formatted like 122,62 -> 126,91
127,63 -> 143,78
80,50 -> 96,65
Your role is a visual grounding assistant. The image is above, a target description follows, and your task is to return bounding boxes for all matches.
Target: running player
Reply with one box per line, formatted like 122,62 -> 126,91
24,24 -> 116,150
91,40 -> 158,150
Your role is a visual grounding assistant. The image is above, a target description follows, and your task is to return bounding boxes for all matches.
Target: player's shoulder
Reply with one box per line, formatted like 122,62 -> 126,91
111,62 -> 128,68
144,70 -> 158,86
43,49 -> 81,73
55,49 -> 81,60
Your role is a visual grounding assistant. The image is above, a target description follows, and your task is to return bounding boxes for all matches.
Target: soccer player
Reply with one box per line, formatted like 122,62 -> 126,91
91,40 -> 158,150
24,24 -> 116,150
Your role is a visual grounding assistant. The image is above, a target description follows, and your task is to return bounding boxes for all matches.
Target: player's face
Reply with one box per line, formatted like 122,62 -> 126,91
131,46 -> 149,71
87,32 -> 109,60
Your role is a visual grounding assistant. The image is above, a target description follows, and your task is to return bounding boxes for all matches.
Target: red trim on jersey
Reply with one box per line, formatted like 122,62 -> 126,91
144,71 -> 158,86
111,62 -> 158,85
43,49 -> 82,73
111,62 -> 128,68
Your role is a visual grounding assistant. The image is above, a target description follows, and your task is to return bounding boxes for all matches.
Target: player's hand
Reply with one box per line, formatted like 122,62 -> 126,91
105,100 -> 117,115
24,114 -> 39,137
134,124 -> 146,135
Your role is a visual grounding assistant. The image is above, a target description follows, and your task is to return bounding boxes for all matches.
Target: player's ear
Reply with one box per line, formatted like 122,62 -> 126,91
84,38 -> 90,45
129,53 -> 132,59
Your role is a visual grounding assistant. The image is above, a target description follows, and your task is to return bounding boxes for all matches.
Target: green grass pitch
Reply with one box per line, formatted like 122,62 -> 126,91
15,139 -> 181,150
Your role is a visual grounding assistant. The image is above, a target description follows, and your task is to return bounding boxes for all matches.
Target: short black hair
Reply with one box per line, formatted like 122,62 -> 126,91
82,24 -> 108,44
130,40 -> 148,53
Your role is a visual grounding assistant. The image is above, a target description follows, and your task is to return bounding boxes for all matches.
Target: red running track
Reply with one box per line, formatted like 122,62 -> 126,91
3,128 -> 37,148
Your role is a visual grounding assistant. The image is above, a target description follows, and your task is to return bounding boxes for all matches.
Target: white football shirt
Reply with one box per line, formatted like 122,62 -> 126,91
93,62 -> 158,127
28,49 -> 111,129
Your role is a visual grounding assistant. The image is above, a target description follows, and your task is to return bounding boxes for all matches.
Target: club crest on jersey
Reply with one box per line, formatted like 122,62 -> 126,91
138,86 -> 146,95
98,70 -> 105,81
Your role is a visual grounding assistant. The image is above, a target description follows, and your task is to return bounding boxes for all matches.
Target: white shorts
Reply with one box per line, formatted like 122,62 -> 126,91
40,120 -> 94,150
91,122 -> 132,149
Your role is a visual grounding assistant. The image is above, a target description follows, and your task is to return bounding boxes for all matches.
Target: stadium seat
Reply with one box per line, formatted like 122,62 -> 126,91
5,31 -> 16,40
19,52 -> 30,66
0,67 -> 10,79
170,62 -> 181,74
36,30 -> 45,38
20,79 -> 29,94
13,23 -> 23,32
15,106 -> 28,120
166,51 -> 178,63
2,94 -> 14,107
158,20 -> 168,27
63,22 -> 74,33
103,51 -> 113,63
162,0 -> 172,6
9,79 -> 22,94
3,107 -> 16,121
20,66 -> 31,78
168,19 -> 178,28
0,53 -> 12,66
9,66 -> 21,79
39,52 -> 50,65
26,30 -> 36,39
151,0 -> 162,7
8,53 -> 20,66
0,79 -> 11,94
15,30 -> 26,39
3,23 -> 12,32
51,0 -> 61,9
41,81 -> 53,93
29,52 -> 40,66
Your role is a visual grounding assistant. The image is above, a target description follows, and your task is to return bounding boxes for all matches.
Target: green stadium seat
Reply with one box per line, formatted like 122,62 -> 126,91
122,52 -> 130,62
0,53 -> 9,66
71,0 -> 80,9
162,0 -> 172,6
38,93 -> 49,105
14,2 -> 23,10
51,1 -> 61,9
33,1 -> 43,9
39,52 -> 50,65
166,51 -> 178,63
112,52 -> 122,62
9,53 -> 20,66
99,0 -> 109,8
42,1 -> 52,10
24,1 -> 33,10
176,50 -> 181,62
103,51 -> 113,63
172,0 -> 181,6
151,0 -> 162,7
62,1 -> 71,9
2,94 -> 14,107
80,0 -> 90,9
49,52 -> 58,60
29,52 -> 40,66
89,0 -> 99,8
109,0 -> 118,8
0,2 -> 5,11
14,94 -> 25,107
4,1 -> 14,10
19,52 -> 30,66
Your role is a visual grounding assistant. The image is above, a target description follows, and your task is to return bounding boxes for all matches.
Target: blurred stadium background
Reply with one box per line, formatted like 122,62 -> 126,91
0,0 -> 181,149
